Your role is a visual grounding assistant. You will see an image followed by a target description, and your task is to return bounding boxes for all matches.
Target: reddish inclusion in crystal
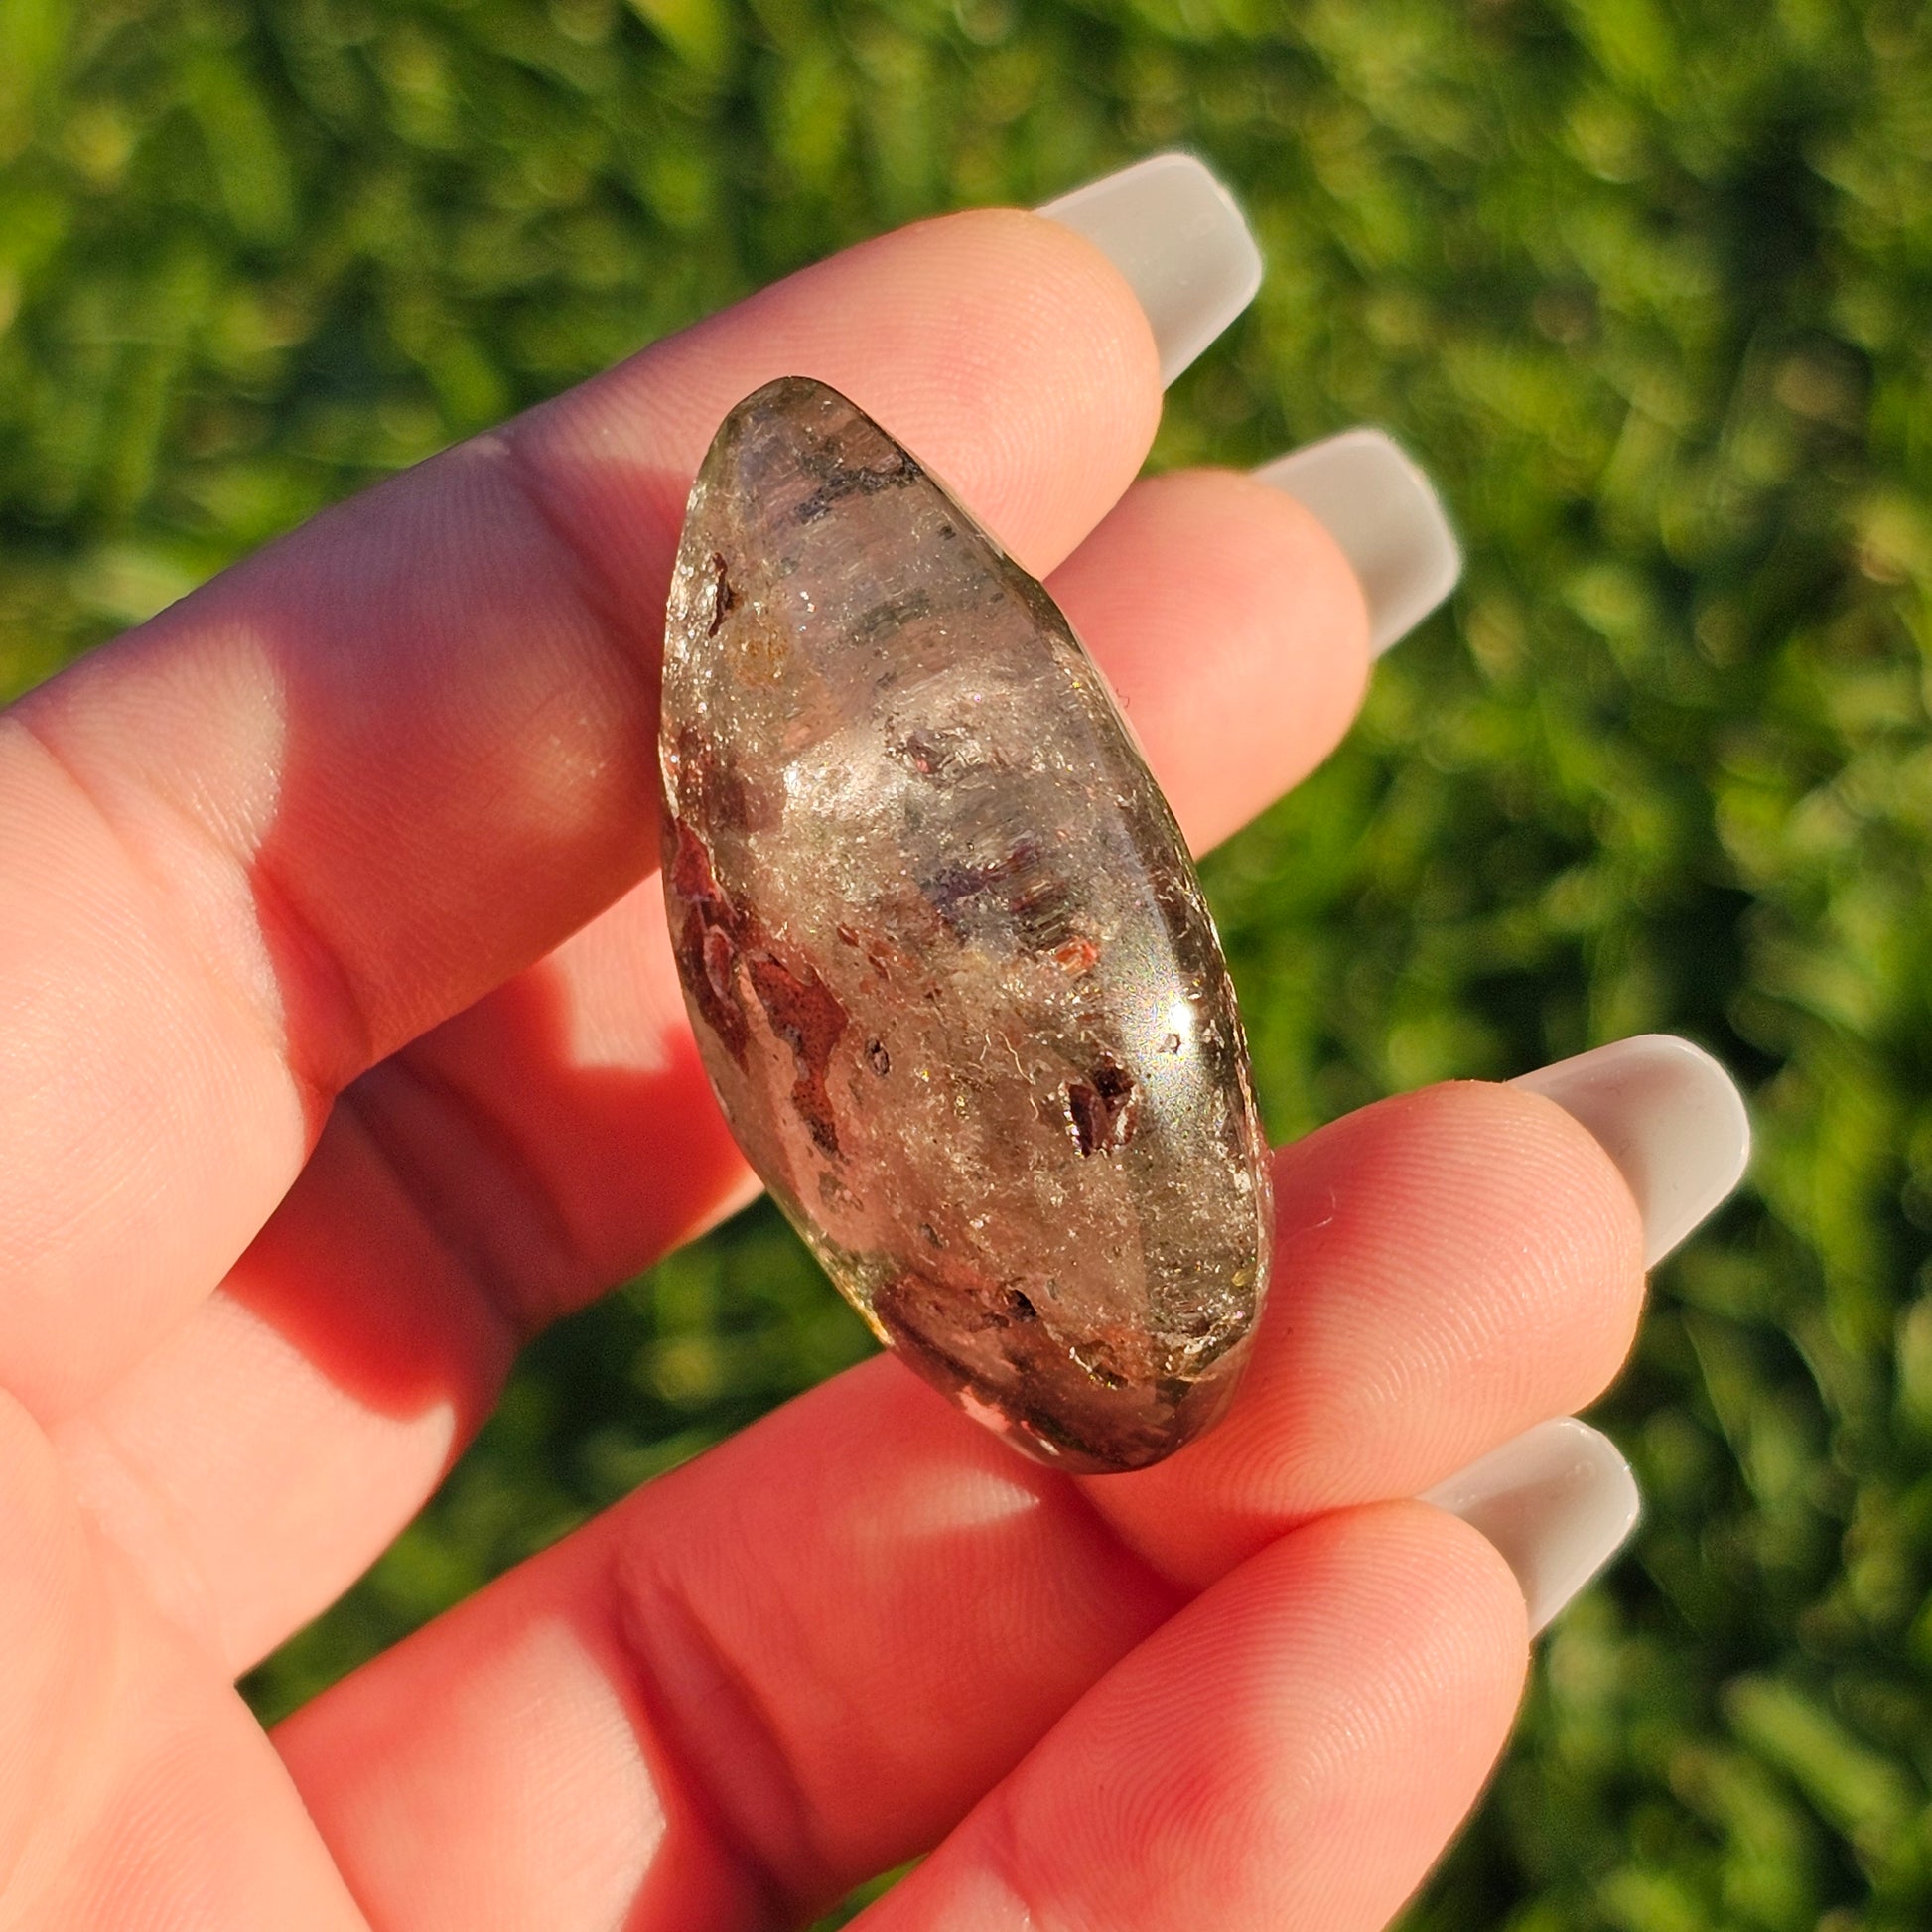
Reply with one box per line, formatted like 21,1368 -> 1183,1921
658,376 -> 1273,1473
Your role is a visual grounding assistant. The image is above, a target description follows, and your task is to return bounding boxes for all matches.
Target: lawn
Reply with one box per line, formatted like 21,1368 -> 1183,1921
4,0 -> 1931,1924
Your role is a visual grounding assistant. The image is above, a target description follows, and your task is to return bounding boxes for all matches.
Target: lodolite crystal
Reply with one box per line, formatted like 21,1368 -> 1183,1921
658,376 -> 1273,1472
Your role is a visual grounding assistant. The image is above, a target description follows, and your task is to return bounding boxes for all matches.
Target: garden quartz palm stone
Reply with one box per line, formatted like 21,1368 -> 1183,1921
659,376 -> 1273,1473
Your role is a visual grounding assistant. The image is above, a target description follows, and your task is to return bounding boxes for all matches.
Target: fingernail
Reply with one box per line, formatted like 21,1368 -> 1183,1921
1423,1418 -> 1640,1636
1035,153 -> 1263,387
1512,1034 -> 1750,1267
1252,429 -> 1462,655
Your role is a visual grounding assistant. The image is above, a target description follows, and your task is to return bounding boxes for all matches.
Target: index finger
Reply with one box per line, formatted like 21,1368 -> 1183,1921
0,203 -> 1166,1419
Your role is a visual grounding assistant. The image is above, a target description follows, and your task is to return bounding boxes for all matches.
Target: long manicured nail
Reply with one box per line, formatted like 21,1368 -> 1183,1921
1253,429 -> 1462,655
1423,1417 -> 1640,1636
1513,1034 -> 1750,1267
1036,153 -> 1262,387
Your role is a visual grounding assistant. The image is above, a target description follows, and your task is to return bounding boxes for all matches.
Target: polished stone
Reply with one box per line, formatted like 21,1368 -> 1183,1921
658,376 -> 1272,1472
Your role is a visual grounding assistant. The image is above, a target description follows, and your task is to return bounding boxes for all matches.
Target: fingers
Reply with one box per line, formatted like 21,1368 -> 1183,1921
270,1086 -> 1637,1931
276,1384 -> 1523,1932
861,1507 -> 1525,1932
59,465 -> 1372,1669
0,207 -> 1163,1419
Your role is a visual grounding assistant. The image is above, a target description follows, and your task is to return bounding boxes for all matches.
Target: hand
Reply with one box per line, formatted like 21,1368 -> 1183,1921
0,177 -> 1742,1930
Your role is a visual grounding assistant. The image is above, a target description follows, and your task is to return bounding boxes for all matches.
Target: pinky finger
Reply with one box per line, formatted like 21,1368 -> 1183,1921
861,1502 -> 1526,1932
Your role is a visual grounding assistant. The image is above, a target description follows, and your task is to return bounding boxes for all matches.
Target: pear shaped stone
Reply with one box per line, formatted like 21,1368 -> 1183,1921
659,376 -> 1272,1472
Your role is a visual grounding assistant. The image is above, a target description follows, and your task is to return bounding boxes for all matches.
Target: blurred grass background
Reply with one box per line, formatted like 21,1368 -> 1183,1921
3,0 -> 1931,1924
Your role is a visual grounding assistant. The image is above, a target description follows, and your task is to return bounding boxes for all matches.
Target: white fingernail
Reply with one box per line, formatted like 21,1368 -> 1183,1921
1253,429 -> 1462,655
1035,153 -> 1262,387
1513,1034 -> 1750,1267
1423,1418 -> 1640,1636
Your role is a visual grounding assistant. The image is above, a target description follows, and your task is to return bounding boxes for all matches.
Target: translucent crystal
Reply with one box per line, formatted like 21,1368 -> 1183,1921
659,376 -> 1272,1472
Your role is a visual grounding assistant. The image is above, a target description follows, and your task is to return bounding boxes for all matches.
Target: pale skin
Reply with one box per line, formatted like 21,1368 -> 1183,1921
0,211 -> 1646,1929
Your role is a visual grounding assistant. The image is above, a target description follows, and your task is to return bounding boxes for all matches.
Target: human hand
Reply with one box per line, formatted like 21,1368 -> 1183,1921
0,158 -> 1746,1930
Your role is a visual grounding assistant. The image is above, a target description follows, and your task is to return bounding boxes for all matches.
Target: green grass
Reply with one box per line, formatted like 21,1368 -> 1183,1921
5,0 -> 1932,1924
